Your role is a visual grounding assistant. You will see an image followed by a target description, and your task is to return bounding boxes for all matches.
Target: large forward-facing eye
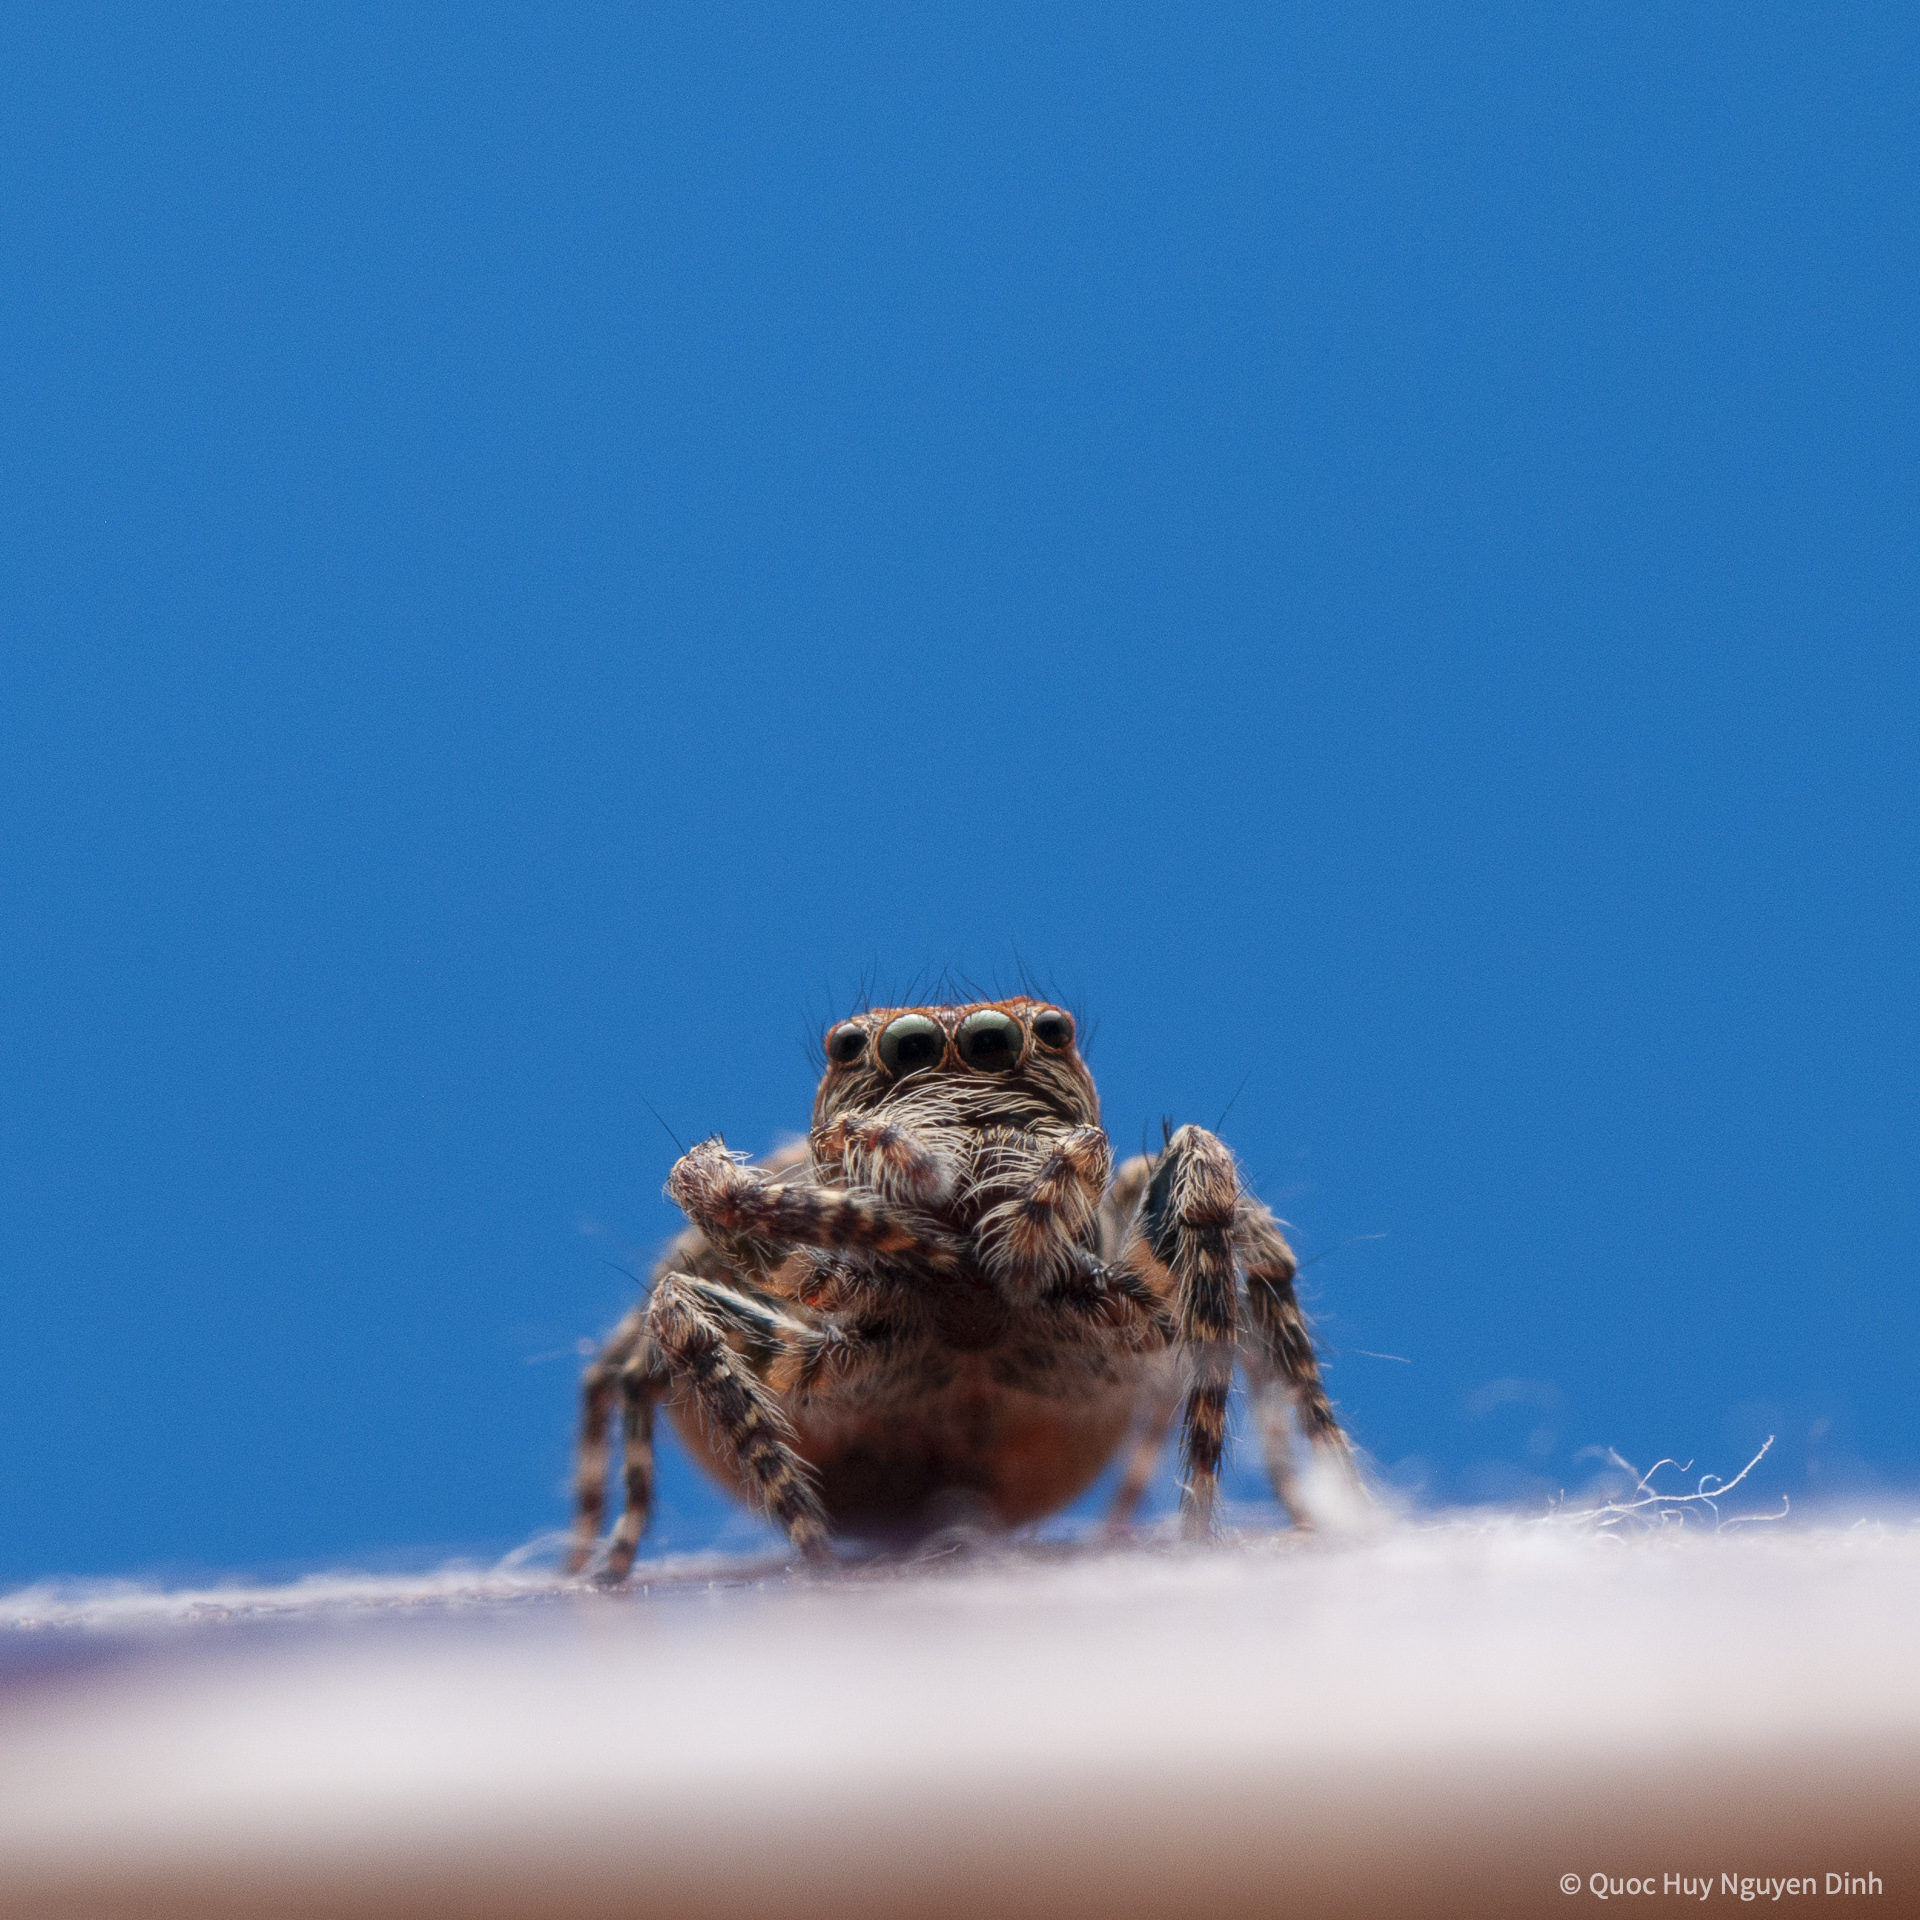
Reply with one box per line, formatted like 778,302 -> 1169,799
878,1013 -> 947,1074
825,1022 -> 868,1065
956,1009 -> 1023,1072
1031,1009 -> 1075,1050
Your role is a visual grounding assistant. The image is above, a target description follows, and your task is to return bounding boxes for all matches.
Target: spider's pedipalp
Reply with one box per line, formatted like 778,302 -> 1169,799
974,1124 -> 1112,1297
668,1136 -> 966,1274
814,1113 -> 961,1208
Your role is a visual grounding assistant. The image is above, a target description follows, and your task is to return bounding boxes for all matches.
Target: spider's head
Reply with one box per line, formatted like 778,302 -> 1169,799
812,996 -> 1097,1127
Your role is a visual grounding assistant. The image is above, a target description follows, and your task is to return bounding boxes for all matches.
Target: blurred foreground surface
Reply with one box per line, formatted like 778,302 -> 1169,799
2,1516 -> 1916,1920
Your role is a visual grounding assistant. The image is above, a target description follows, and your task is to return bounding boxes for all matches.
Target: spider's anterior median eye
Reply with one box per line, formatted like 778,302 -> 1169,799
956,1009 -> 1023,1072
878,1014 -> 947,1074
1032,1010 -> 1075,1050
826,1022 -> 868,1065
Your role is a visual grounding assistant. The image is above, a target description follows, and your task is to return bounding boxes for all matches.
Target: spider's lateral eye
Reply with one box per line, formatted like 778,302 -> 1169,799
1032,1011 -> 1075,1050
956,1009 -> 1023,1073
826,1023 -> 868,1065
877,1013 -> 947,1075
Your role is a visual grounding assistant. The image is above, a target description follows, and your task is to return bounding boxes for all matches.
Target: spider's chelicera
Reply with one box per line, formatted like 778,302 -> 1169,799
569,996 -> 1358,1579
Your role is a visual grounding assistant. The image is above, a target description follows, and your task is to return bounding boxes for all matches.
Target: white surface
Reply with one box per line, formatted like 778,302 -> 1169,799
3,1495 -> 1917,1918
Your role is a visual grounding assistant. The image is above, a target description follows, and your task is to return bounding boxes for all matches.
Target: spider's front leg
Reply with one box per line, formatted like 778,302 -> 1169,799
584,1266 -> 890,1579
1121,1128 -> 1362,1539
642,1271 -> 838,1565
1131,1125 -> 1243,1540
567,1212 -> 753,1581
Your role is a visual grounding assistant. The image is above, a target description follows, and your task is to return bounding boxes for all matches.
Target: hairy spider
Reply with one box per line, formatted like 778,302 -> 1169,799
568,997 -> 1359,1579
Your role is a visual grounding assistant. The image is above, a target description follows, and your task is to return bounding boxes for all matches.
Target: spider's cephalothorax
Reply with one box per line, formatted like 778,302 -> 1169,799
568,997 -> 1359,1578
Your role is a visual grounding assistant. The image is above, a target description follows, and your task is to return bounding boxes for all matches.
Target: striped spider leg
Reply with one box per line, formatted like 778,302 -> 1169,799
568,1244 -> 900,1581
1112,1126 -> 1356,1537
1237,1192 -> 1361,1525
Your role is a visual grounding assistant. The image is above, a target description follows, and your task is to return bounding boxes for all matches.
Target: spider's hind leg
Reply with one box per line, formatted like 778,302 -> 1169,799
1102,1359 -> 1182,1533
1237,1197 -> 1363,1529
567,1303 -> 660,1578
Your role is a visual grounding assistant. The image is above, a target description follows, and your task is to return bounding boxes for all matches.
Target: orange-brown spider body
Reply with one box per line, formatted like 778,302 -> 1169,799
669,1377 -> 1134,1538
569,997 -> 1356,1578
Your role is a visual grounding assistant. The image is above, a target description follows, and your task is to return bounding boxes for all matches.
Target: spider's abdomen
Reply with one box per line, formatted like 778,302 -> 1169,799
665,1353 -> 1142,1540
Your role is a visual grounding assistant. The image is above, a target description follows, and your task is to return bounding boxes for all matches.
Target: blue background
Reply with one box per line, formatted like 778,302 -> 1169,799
3,6 -> 1915,1582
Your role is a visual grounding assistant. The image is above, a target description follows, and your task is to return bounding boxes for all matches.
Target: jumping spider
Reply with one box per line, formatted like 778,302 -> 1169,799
569,997 -> 1358,1579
